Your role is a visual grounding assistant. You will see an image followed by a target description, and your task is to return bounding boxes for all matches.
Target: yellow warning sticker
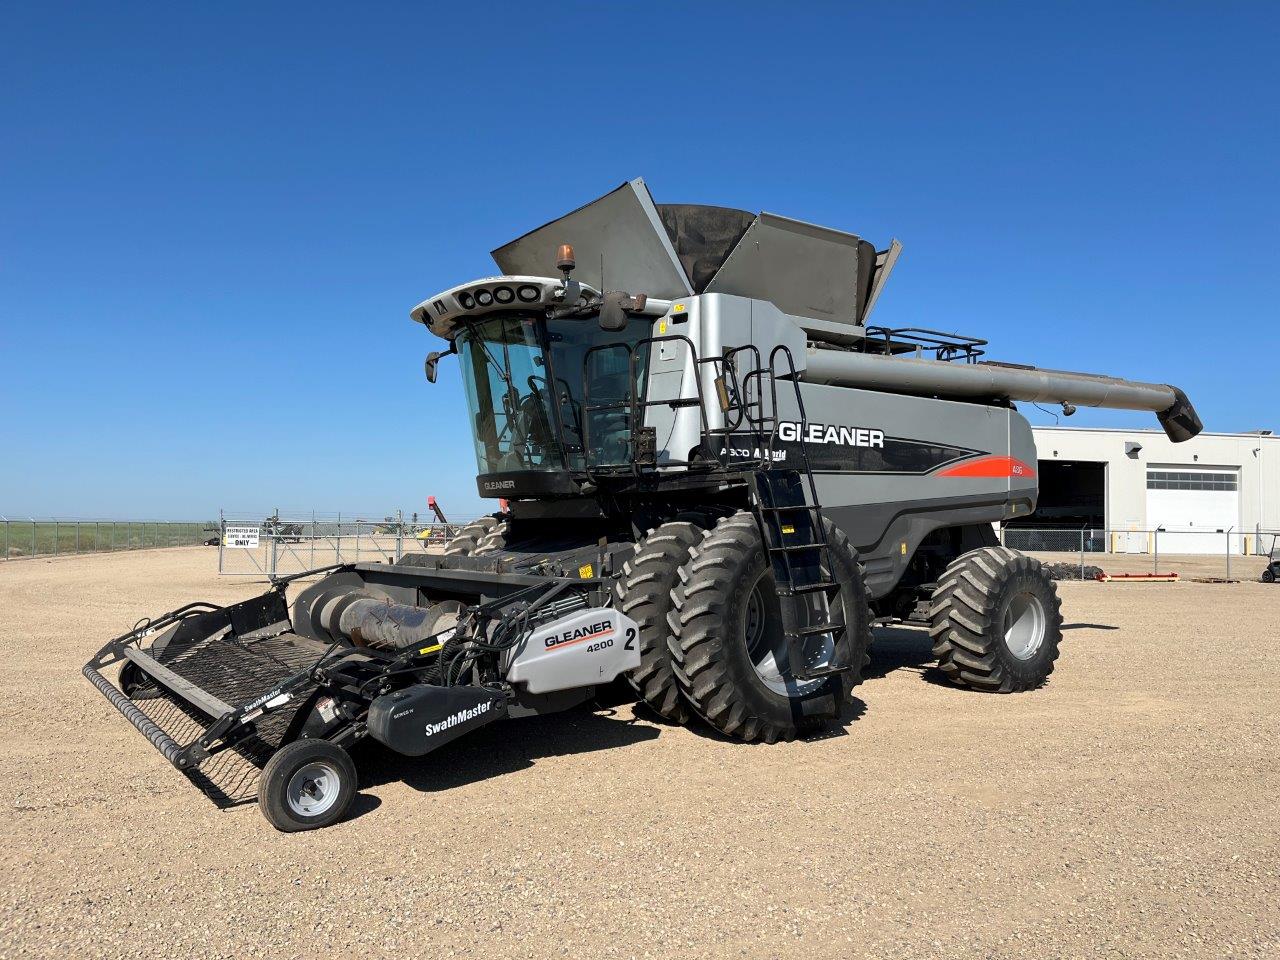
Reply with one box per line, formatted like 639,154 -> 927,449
418,642 -> 443,655
781,525 -> 796,534
659,320 -> 667,334
673,303 -> 686,313
900,542 -> 908,555
578,563 -> 594,579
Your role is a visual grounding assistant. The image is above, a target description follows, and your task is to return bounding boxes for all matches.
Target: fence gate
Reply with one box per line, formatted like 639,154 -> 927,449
217,512 -> 467,576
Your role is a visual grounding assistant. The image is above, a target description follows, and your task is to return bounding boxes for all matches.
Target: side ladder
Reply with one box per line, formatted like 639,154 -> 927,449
729,345 -> 852,684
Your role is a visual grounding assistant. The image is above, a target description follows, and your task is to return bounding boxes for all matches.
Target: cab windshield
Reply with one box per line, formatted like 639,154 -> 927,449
456,312 -> 651,475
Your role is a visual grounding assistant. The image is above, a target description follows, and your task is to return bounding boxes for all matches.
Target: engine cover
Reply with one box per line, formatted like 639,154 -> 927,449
366,684 -> 507,756
504,608 -> 640,694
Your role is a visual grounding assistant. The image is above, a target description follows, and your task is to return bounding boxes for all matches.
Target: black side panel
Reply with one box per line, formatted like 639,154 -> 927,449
366,685 -> 507,756
228,591 -> 291,637
826,495 -> 1015,599
477,470 -> 582,499
721,433 -> 982,475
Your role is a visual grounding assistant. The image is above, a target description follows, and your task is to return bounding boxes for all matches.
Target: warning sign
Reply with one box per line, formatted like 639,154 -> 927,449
224,525 -> 261,549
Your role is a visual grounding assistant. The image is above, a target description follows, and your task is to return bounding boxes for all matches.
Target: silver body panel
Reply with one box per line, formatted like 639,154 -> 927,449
504,608 -> 640,695
702,212 -> 869,325
491,179 -> 692,300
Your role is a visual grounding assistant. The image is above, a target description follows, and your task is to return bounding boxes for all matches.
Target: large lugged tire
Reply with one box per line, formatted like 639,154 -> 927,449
929,546 -> 1063,692
615,521 -> 703,724
473,519 -> 511,555
668,512 -> 872,743
258,739 -> 357,832
442,515 -> 504,557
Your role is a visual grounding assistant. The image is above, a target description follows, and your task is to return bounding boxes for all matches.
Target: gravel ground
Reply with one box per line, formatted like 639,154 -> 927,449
2,548 -> 1277,959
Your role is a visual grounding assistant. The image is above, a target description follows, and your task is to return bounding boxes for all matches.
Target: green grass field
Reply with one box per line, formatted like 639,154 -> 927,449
2,521 -> 217,559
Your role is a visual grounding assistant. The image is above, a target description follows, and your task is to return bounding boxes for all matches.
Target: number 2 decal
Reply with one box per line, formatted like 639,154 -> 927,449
624,627 -> 636,650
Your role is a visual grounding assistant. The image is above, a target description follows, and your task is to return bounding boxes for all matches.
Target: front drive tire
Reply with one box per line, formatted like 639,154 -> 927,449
616,521 -> 703,724
929,546 -> 1063,692
442,515 -> 503,557
258,740 -> 357,832
667,512 -> 872,743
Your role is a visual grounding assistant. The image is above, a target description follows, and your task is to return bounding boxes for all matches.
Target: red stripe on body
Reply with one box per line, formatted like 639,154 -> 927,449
936,456 -> 1036,479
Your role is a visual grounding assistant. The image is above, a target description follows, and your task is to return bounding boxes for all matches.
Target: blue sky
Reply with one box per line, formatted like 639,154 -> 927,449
2,2 -> 1276,520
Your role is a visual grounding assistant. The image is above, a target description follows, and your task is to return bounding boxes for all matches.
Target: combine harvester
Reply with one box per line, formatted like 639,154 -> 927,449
85,180 -> 1202,830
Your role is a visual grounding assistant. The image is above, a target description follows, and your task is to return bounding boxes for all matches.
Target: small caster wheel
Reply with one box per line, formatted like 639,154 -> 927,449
258,740 -> 356,832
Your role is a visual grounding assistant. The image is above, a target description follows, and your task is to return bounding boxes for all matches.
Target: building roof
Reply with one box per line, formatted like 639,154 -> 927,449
1030,425 -> 1275,441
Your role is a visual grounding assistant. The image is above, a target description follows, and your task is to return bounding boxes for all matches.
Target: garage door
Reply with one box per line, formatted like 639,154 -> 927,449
1146,466 -> 1240,554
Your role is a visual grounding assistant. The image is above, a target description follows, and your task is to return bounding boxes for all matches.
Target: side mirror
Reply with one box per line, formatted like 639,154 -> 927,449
424,342 -> 457,383
599,291 -> 647,332
599,292 -> 629,332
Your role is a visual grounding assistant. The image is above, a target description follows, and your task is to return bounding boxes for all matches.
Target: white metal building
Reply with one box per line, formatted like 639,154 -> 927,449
1022,426 -> 1280,554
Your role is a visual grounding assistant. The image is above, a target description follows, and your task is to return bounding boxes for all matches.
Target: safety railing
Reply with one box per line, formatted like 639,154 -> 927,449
1001,526 -> 1280,581
1,517 -> 218,560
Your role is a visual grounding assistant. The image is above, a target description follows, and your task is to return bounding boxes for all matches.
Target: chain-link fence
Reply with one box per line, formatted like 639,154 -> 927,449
216,511 -> 479,577
1,517 -> 218,560
1001,526 -> 1280,581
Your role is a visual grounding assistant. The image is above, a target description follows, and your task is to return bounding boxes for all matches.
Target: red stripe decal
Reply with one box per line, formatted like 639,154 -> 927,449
936,456 -> 1036,479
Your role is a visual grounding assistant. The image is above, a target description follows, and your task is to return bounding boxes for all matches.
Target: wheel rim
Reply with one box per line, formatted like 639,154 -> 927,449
744,575 -> 842,697
1002,592 -> 1047,660
285,761 -> 342,818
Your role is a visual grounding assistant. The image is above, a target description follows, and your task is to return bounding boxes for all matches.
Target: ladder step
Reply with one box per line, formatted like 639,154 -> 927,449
758,504 -> 821,514
794,663 -> 851,680
767,544 -> 827,554
777,581 -> 839,597
788,623 -> 845,639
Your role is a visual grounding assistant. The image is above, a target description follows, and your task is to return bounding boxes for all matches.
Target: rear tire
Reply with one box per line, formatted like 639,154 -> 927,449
668,512 -> 872,743
616,522 -> 703,724
929,546 -> 1063,692
259,739 -> 357,832
1263,568 -> 1275,583
442,515 -> 503,557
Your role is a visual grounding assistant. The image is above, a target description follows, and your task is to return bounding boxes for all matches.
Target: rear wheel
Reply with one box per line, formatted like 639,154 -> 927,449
1263,568 -> 1275,584
616,521 -> 703,723
929,546 -> 1063,692
258,740 -> 357,832
668,512 -> 871,743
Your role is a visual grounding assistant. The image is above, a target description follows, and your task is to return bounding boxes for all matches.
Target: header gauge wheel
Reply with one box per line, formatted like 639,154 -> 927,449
258,740 -> 357,832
